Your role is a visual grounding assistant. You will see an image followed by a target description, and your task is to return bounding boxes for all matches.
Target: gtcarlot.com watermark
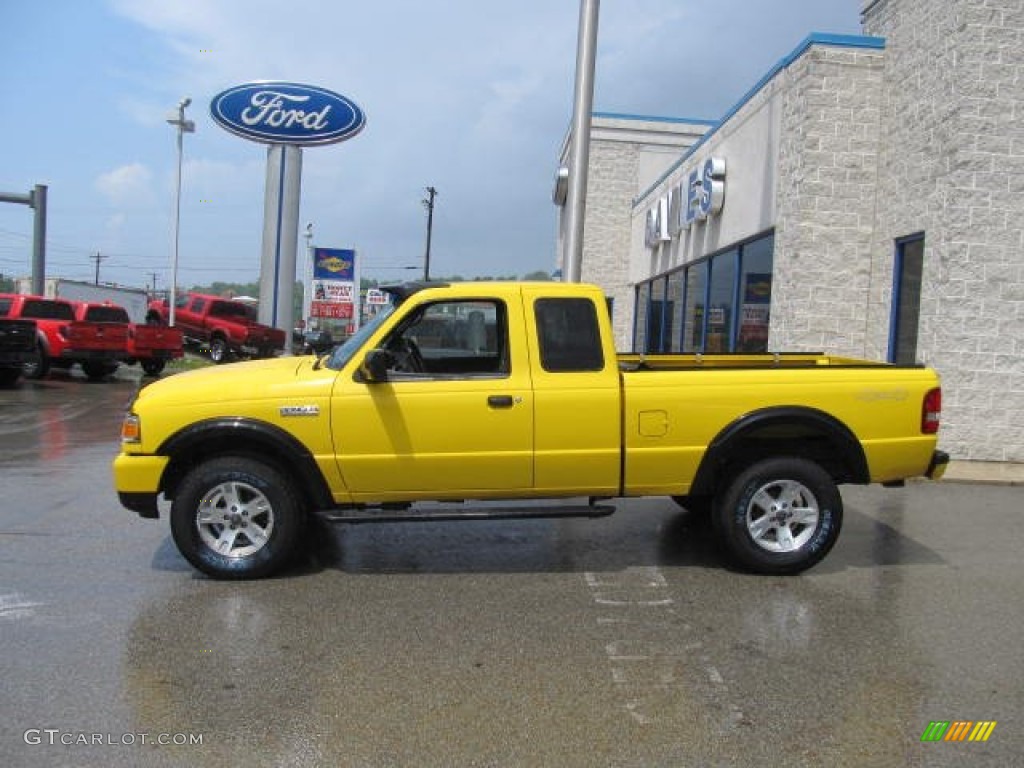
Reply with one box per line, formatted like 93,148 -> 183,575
24,729 -> 203,747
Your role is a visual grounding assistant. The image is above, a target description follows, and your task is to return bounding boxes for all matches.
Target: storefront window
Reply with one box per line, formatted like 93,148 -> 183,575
634,230 -> 774,355
666,270 -> 684,353
682,263 -> 707,353
707,250 -> 738,353
890,234 -> 924,364
647,277 -> 667,353
633,282 -> 650,353
738,234 -> 774,353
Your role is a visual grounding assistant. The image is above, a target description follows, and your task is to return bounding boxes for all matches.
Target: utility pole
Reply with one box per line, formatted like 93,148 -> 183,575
148,272 -> 159,297
0,184 -> 47,294
91,251 -> 108,284
422,186 -> 437,282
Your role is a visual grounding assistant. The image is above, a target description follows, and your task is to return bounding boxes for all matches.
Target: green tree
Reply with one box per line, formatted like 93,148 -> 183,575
522,270 -> 554,281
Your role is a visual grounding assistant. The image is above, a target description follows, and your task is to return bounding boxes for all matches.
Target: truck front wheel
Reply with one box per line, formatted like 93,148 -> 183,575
713,457 -> 842,575
141,358 -> 166,376
170,457 -> 306,580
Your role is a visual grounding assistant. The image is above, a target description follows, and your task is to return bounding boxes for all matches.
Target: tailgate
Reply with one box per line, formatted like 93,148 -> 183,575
66,321 -> 128,351
129,324 -> 183,355
0,319 -> 37,353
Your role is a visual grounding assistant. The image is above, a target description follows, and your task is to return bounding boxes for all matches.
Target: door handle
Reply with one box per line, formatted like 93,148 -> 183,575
487,395 -> 515,408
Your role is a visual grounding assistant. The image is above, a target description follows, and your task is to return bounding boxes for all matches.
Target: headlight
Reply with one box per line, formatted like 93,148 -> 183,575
121,413 -> 141,444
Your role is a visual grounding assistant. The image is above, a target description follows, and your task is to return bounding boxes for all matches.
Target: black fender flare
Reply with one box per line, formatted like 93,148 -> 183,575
158,418 -> 334,509
690,406 -> 869,496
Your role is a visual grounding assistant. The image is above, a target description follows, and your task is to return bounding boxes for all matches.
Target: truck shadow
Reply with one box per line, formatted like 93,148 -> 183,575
150,497 -> 942,579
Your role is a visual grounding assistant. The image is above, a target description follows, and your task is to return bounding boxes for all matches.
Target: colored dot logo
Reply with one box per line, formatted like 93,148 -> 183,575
921,720 -> 997,743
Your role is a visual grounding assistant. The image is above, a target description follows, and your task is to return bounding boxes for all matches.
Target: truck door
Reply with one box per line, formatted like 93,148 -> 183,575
523,289 -> 621,496
332,296 -> 534,500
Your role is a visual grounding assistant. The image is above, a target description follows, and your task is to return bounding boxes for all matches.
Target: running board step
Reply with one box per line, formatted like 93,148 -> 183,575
314,503 -> 616,524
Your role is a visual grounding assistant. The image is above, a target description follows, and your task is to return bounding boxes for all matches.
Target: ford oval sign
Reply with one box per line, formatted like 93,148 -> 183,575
210,82 -> 365,146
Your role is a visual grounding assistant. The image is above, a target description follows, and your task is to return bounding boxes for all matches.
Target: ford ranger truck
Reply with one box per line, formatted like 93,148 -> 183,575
0,293 -> 127,380
113,282 -> 948,580
146,292 -> 285,363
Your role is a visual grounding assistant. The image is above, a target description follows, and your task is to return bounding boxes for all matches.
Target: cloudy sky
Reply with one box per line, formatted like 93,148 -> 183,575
0,1 -> 862,290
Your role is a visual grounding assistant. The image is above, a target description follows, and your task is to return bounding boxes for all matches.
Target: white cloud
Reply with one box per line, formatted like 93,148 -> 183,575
95,163 -> 155,207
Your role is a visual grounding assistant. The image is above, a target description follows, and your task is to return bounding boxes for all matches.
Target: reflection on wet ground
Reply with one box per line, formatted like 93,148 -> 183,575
0,376 -> 1019,767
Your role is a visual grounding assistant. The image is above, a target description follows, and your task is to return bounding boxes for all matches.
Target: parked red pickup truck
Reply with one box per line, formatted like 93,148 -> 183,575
74,302 -> 183,377
0,293 -> 127,380
147,293 -> 285,363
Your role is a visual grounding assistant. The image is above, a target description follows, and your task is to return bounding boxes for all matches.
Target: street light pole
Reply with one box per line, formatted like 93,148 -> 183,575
422,186 -> 437,282
564,0 -> 600,283
166,98 -> 194,326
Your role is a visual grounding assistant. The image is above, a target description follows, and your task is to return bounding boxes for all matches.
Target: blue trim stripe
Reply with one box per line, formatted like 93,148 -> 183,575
593,111 -> 716,127
632,33 -> 886,209
272,148 -> 287,322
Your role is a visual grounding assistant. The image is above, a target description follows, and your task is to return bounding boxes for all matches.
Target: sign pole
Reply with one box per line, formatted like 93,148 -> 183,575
259,144 -> 302,354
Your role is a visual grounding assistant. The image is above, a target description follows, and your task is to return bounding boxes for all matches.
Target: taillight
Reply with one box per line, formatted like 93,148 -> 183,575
922,387 -> 941,434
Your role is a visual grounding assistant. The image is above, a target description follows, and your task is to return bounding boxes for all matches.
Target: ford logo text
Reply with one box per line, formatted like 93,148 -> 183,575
210,82 -> 365,146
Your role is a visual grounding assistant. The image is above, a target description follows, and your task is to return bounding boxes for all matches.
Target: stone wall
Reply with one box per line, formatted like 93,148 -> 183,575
771,44 -> 886,355
863,0 -> 1024,461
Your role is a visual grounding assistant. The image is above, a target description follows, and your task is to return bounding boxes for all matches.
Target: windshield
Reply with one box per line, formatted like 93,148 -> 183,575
325,304 -> 396,370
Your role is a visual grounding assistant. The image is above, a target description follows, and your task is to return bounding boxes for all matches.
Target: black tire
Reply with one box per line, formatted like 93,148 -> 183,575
712,457 -> 842,575
671,495 -> 713,519
0,367 -> 22,387
23,340 -> 50,380
141,358 -> 166,376
209,337 -> 231,364
82,361 -> 118,381
170,456 -> 306,580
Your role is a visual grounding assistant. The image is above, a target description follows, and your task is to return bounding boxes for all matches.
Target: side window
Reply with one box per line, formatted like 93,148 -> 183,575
382,299 -> 508,377
188,298 -> 206,313
535,298 -> 605,372
0,298 -> 11,317
175,294 -> 190,309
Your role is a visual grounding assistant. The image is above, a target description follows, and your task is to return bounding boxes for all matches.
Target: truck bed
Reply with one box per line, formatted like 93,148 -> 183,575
618,352 -> 899,371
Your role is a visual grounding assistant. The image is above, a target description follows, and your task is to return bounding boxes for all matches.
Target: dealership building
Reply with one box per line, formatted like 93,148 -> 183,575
555,0 -> 1023,466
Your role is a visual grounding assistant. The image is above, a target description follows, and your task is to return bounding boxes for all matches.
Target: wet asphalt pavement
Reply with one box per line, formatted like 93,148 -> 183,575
0,368 -> 1021,767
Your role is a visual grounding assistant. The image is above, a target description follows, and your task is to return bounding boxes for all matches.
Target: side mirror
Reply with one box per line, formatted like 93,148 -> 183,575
360,348 -> 394,383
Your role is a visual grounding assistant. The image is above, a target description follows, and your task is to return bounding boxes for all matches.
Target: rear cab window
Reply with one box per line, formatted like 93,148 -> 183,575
534,298 -> 605,372
21,300 -> 75,321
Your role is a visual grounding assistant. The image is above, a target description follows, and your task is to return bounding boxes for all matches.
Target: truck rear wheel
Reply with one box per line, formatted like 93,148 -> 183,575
82,361 -> 118,381
141,358 -> 166,376
170,456 -> 306,580
713,457 -> 842,575
23,340 -> 49,380
209,337 -> 231,364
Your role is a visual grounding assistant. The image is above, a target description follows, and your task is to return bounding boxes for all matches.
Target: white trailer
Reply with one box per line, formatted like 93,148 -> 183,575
17,278 -> 150,324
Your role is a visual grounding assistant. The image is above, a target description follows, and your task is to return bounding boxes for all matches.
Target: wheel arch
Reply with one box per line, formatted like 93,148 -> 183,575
157,418 -> 334,511
690,406 -> 869,496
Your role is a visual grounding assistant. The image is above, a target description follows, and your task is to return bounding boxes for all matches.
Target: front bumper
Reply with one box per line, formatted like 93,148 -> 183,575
118,492 -> 160,519
112,453 -> 170,518
61,348 -> 123,361
926,450 -> 950,480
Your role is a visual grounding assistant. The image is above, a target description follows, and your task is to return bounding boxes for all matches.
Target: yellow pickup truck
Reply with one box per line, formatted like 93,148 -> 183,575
113,281 -> 947,580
